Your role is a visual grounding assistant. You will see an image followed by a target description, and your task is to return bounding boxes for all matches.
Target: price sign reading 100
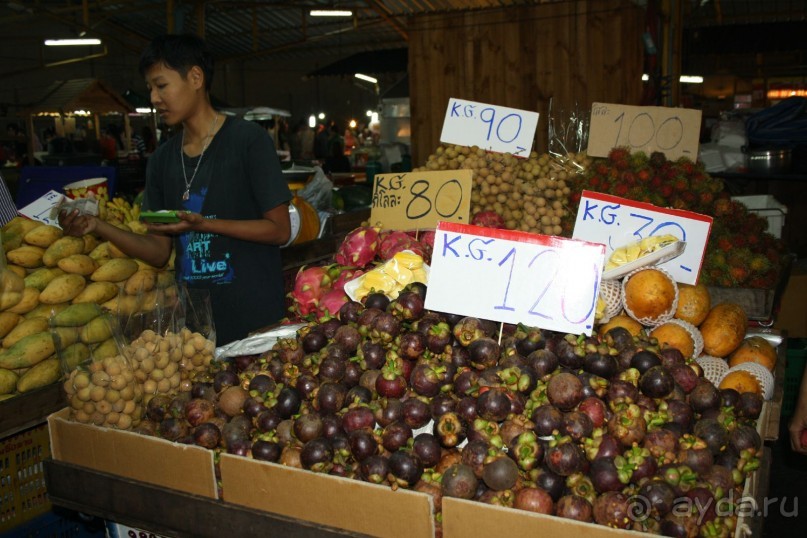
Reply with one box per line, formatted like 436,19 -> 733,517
424,223 -> 606,335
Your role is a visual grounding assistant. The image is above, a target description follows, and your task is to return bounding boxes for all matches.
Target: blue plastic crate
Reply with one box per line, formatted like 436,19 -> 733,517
3,509 -> 106,538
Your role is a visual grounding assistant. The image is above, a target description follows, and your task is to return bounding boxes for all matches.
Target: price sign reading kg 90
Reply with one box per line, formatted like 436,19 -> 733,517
425,222 -> 605,335
440,98 -> 539,156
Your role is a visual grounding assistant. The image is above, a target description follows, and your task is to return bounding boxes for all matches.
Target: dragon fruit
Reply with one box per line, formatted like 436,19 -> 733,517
289,265 -> 331,318
335,226 -> 381,268
419,230 -> 435,263
317,289 -> 350,318
378,230 -> 426,261
332,267 -> 365,293
471,210 -> 505,229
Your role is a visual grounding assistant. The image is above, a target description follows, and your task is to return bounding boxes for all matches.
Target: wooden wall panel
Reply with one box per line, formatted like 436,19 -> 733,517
408,0 -> 644,164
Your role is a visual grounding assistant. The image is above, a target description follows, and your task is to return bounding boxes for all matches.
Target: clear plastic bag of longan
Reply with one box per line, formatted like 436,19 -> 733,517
121,284 -> 216,397
53,303 -> 144,430
171,285 -> 216,389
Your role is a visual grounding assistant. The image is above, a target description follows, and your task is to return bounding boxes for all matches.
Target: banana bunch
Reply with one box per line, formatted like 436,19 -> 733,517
354,251 -> 428,301
99,197 -> 146,234
605,234 -> 679,272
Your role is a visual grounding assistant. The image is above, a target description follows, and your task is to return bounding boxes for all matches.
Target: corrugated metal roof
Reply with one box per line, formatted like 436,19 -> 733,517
0,0 -> 804,63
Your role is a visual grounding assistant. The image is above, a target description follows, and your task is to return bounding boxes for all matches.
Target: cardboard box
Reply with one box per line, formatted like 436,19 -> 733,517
219,453 -> 434,538
47,409 -> 218,499
775,272 -> 807,337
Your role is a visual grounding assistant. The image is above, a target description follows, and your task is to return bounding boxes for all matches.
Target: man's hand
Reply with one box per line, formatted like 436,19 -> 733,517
144,210 -> 203,235
58,209 -> 98,237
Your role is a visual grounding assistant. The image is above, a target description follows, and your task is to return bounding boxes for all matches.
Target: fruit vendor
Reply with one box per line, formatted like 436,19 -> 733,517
59,34 -> 292,345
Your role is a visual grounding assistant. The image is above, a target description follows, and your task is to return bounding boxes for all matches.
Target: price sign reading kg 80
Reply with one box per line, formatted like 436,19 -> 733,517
425,222 -> 605,336
440,98 -> 539,156
588,102 -> 702,161
370,170 -> 473,230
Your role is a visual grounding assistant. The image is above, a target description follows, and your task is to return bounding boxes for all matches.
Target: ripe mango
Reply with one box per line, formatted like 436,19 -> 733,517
0,368 -> 17,395
39,274 -> 86,304
51,303 -> 103,327
58,254 -> 98,276
16,357 -> 60,393
91,258 -> 138,283
6,245 -> 45,268
0,331 -> 56,369
42,236 -> 85,267
24,267 -> 65,291
6,287 -> 41,315
2,317 -> 49,349
0,312 -> 22,339
23,225 -> 63,248
72,281 -> 119,305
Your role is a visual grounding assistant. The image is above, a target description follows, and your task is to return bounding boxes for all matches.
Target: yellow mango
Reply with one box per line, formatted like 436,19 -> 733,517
42,236 -> 85,267
6,287 -> 40,315
23,225 -> 63,248
6,245 -> 45,268
57,254 -> 98,276
39,274 -> 86,304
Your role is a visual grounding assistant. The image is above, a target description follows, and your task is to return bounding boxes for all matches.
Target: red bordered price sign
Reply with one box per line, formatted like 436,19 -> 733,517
425,222 -> 606,335
572,190 -> 713,285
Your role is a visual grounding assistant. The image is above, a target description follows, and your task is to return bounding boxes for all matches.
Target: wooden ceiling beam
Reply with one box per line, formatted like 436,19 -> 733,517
364,0 -> 409,41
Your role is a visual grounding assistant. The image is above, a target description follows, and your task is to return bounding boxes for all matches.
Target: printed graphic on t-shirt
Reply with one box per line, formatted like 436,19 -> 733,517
178,188 -> 235,285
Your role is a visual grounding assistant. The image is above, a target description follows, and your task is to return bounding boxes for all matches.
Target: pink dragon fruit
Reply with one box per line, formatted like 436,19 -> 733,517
471,210 -> 505,229
419,230 -> 435,263
378,230 -> 426,261
334,226 -> 381,268
289,265 -> 331,318
332,267 -> 365,293
317,289 -> 349,318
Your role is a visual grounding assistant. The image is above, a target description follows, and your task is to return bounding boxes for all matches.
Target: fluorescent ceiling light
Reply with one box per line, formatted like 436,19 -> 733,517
135,107 -> 153,114
642,73 -> 703,84
45,38 -> 102,46
310,9 -> 352,17
679,75 -> 704,84
355,73 -> 378,84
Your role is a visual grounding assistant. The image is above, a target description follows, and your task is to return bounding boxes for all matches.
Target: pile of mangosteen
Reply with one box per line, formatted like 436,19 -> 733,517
134,283 -> 763,537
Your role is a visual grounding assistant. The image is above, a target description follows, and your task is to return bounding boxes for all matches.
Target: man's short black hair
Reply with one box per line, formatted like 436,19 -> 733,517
139,34 -> 214,91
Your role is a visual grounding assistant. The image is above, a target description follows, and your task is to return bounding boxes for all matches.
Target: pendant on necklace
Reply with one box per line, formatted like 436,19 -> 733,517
182,189 -> 190,201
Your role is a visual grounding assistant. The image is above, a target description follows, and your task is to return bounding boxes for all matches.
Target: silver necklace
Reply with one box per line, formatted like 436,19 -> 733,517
180,113 -> 219,201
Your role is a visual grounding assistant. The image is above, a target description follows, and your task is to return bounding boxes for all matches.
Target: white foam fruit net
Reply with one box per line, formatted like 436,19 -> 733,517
723,362 -> 775,400
666,318 -> 704,359
599,279 -> 623,324
696,355 -> 729,386
621,267 -> 679,327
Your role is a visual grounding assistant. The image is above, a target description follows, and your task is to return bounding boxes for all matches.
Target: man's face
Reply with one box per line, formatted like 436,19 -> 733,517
145,62 -> 199,126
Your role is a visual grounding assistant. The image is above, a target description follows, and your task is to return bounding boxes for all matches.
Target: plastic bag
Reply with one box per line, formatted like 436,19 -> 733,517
547,98 -> 590,158
54,303 -> 144,429
298,166 -> 333,211
121,283 -> 215,396
0,234 -> 26,312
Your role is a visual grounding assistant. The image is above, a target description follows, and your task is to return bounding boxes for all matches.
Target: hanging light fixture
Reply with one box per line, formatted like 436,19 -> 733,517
310,9 -> 352,17
45,38 -> 102,46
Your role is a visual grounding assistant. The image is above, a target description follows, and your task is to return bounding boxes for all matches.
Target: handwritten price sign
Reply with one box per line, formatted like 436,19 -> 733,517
588,102 -> 702,161
439,98 -> 539,156
17,190 -> 63,226
572,191 -> 712,284
425,222 -> 605,335
370,170 -> 472,230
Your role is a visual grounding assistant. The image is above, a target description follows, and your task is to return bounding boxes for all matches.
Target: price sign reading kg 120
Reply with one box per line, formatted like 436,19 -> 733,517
425,222 -> 605,335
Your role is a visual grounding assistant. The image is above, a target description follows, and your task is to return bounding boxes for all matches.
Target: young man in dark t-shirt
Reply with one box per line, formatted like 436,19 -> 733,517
59,34 -> 292,344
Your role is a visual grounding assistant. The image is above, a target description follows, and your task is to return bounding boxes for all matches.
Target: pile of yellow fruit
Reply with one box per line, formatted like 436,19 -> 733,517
0,216 -> 175,400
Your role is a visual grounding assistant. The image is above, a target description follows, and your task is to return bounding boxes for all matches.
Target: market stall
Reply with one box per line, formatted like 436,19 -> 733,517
0,66 -> 797,538
20,97 -> 789,537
